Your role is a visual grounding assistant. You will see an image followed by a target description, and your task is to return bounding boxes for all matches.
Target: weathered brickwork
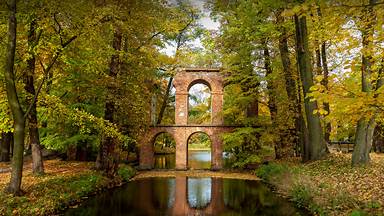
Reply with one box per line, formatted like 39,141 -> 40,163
139,68 -> 232,170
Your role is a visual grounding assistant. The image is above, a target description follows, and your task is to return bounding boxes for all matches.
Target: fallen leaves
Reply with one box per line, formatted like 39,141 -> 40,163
273,153 -> 384,215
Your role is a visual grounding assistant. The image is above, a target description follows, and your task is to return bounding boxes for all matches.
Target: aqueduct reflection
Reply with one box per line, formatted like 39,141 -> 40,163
135,177 -> 226,215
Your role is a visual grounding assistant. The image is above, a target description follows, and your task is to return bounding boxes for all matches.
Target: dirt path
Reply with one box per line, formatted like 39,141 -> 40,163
132,170 -> 260,180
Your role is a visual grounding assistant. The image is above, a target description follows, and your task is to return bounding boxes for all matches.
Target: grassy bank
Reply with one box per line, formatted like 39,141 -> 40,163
0,160 -> 135,215
255,153 -> 384,216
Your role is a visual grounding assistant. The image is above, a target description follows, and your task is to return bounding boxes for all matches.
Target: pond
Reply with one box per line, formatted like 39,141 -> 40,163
65,177 -> 305,216
154,150 -> 231,169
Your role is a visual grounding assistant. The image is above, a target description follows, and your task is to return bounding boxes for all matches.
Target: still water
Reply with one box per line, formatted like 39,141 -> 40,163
65,177 -> 304,216
154,150 -> 224,169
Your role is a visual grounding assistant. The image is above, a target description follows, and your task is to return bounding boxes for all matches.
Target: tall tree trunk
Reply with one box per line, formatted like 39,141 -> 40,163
263,41 -> 277,122
373,125 -> 384,153
294,14 -> 327,161
264,40 -> 288,158
4,0 -> 26,195
96,28 -> 122,177
352,0 -> 377,166
276,10 -> 301,157
157,77 -> 173,125
372,60 -> 384,153
0,132 -> 12,162
24,19 -> 44,175
320,42 -> 331,144
315,6 -> 332,144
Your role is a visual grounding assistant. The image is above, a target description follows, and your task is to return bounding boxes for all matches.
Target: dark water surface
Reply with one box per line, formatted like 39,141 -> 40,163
65,177 -> 305,216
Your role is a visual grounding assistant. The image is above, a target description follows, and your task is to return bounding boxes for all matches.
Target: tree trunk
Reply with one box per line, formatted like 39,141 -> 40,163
157,77 -> 173,125
263,41 -> 277,122
264,41 -> 286,158
263,42 -> 277,122
96,28 -> 122,177
0,132 -> 12,162
321,42 -> 331,144
276,10 -> 301,157
24,19 -> 44,175
246,100 -> 259,118
4,0 -> 26,195
316,5 -> 332,143
294,14 -> 327,161
373,125 -> 384,153
352,0 -> 377,166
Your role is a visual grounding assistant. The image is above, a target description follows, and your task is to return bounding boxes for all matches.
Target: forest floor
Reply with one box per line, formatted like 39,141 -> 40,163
255,153 -> 384,216
0,159 -> 135,216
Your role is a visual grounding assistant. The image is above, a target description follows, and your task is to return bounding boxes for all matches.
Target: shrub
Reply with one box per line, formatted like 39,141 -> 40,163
291,184 -> 313,208
255,163 -> 288,181
117,165 -> 136,182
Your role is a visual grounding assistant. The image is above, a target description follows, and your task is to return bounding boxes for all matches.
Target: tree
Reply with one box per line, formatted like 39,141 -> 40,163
352,0 -> 380,166
294,5 -> 327,161
23,18 -> 44,174
3,0 -> 26,195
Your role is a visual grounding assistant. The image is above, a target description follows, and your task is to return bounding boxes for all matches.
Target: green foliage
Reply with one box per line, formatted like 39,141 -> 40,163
223,127 -> 274,168
153,132 -> 176,153
290,184 -> 313,209
188,132 -> 211,150
350,210 -> 368,216
366,200 -> 381,209
188,84 -> 212,124
0,96 -> 13,133
117,165 -> 136,182
255,163 -> 288,182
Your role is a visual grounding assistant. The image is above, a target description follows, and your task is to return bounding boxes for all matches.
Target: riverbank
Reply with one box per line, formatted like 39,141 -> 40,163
133,169 -> 259,180
0,160 -> 135,215
255,153 -> 384,215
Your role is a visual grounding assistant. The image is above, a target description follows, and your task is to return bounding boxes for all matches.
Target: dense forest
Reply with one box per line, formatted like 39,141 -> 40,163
1,0 -> 384,214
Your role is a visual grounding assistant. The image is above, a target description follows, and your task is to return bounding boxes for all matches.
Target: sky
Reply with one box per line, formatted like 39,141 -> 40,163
162,0 -> 220,56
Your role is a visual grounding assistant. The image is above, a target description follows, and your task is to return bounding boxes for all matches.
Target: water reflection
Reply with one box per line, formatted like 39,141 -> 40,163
187,178 -> 211,208
154,154 -> 175,169
65,177 -> 305,216
154,150 -> 213,170
188,150 -> 211,169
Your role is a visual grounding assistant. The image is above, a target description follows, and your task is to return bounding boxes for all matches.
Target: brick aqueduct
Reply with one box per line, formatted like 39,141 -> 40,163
139,68 -> 233,170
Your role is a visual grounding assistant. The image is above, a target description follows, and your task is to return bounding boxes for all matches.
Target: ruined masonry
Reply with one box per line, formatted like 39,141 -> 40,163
139,68 -> 232,170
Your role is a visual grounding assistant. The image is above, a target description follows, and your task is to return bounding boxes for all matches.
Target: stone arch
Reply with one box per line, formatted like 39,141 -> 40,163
152,131 -> 177,169
186,130 -> 213,169
140,68 -> 231,170
140,127 -> 177,169
173,69 -> 224,125
187,78 -> 212,92
187,81 -> 212,125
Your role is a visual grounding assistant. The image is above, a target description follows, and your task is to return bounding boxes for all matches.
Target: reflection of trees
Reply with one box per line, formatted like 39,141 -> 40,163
66,178 -> 301,216
189,84 -> 212,124
152,178 -> 175,209
223,179 -> 298,215
187,178 -> 212,209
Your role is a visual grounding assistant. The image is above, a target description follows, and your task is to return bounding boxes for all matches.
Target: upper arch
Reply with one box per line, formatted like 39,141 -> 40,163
187,79 -> 212,92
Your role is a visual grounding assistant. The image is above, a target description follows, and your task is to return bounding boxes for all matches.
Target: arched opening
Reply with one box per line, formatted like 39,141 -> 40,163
153,132 -> 176,169
187,132 -> 212,169
188,81 -> 212,124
